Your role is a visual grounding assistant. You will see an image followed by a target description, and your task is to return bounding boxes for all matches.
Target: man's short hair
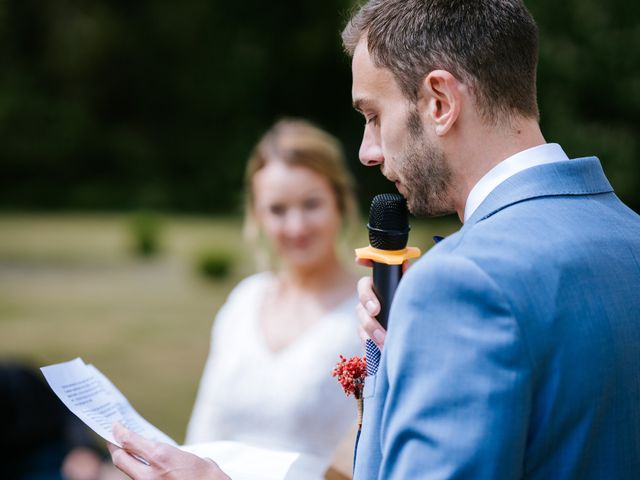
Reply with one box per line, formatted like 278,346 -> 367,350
342,0 -> 540,122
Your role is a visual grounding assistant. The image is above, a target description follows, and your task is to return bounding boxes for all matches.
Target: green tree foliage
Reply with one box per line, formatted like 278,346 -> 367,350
530,0 -> 640,211
1,1 -> 638,212
0,0 -> 366,212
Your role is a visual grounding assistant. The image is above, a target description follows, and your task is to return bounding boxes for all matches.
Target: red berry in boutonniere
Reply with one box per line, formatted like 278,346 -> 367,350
332,355 -> 367,398
332,355 -> 367,430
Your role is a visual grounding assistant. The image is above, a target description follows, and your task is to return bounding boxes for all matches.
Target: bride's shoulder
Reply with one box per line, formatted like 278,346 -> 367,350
226,271 -> 274,302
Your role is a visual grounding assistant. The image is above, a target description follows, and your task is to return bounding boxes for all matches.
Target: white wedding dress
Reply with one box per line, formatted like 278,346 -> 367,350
186,272 -> 362,463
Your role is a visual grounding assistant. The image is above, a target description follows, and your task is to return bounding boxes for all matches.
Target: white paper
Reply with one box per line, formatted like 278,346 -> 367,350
40,357 -> 176,447
41,358 -> 321,479
182,441 -> 326,480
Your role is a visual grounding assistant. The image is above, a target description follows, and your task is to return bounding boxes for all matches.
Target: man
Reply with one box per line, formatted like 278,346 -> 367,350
349,0 -> 640,478
109,1 -> 640,478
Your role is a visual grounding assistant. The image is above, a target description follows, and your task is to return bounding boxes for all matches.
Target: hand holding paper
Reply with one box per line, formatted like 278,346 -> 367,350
40,358 -> 324,479
108,423 -> 229,479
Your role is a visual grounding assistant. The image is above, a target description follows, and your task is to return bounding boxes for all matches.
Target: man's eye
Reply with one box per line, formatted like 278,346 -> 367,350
366,115 -> 378,126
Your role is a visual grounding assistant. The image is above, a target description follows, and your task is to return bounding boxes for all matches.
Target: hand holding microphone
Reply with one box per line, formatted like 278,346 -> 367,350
356,276 -> 385,348
356,194 -> 421,351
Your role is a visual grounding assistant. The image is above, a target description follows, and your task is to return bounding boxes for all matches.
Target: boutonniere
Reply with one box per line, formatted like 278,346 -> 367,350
332,355 -> 367,431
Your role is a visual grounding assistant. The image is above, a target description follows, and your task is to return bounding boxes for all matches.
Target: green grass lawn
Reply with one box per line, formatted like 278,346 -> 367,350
0,212 -> 460,443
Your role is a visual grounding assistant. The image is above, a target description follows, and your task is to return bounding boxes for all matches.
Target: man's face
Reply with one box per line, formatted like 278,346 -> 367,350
351,39 -> 453,217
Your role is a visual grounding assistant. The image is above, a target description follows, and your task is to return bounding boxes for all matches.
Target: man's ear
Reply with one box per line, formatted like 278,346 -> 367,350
417,70 -> 462,136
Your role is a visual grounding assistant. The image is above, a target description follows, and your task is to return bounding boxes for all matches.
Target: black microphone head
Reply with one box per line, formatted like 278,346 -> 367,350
367,193 -> 410,250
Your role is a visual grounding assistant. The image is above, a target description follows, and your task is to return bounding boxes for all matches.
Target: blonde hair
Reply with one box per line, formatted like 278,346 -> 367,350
243,118 -> 359,270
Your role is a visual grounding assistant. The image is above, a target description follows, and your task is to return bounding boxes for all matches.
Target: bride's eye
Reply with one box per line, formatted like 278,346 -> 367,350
269,204 -> 286,216
303,198 -> 322,211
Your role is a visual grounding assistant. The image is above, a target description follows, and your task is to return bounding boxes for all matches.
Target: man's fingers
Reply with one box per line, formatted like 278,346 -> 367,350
357,276 -> 380,316
358,324 -> 369,344
109,427 -> 233,479
108,443 -> 149,477
357,301 -> 386,349
357,275 -> 386,348
355,258 -> 373,268
112,422 -> 156,462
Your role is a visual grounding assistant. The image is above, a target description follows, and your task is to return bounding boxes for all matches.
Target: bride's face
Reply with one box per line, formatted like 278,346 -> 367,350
252,162 -> 342,270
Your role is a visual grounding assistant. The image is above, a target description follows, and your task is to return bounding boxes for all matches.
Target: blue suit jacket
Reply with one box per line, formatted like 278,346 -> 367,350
354,157 -> 640,479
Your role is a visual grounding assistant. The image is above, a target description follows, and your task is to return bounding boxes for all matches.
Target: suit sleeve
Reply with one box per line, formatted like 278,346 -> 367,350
379,254 -> 532,479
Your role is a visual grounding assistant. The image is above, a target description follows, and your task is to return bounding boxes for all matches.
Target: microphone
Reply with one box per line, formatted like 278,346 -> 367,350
356,193 -> 421,329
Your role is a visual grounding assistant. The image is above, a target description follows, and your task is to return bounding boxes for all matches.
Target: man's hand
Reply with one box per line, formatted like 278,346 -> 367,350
357,275 -> 386,348
356,257 -> 411,349
356,258 -> 386,349
107,423 -> 230,480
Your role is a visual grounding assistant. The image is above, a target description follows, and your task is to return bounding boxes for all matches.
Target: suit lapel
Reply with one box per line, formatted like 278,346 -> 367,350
463,157 -> 614,228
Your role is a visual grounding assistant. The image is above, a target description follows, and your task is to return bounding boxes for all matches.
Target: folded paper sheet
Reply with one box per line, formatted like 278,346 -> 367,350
41,358 -> 324,480
41,358 -> 177,447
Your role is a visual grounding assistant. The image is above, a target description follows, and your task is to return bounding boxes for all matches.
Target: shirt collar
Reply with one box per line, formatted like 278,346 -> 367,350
463,143 -> 569,223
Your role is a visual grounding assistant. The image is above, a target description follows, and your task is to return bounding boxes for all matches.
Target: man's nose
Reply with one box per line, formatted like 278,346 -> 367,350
359,127 -> 384,166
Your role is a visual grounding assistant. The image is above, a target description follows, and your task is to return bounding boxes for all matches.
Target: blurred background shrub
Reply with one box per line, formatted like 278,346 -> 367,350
129,211 -> 162,257
196,248 -> 235,280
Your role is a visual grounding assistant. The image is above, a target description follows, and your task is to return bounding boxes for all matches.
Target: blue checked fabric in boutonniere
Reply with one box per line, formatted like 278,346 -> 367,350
366,338 -> 381,376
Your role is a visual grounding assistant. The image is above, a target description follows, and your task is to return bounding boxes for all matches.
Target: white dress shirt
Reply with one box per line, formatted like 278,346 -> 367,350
464,143 -> 570,223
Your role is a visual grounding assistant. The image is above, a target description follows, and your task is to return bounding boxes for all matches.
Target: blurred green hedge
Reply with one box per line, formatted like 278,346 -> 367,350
1,0 -> 638,213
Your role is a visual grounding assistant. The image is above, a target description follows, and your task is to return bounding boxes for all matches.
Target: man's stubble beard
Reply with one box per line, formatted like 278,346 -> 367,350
399,109 -> 454,217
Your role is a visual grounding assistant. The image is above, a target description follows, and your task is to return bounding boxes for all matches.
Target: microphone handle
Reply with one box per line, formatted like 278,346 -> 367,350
372,262 -> 403,330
